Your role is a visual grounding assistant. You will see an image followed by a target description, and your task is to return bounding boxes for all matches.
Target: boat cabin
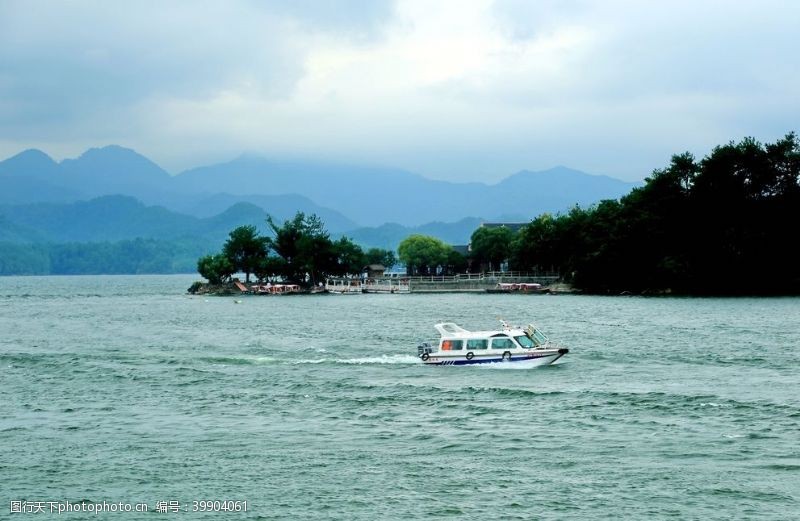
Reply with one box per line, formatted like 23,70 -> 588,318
431,322 -> 549,352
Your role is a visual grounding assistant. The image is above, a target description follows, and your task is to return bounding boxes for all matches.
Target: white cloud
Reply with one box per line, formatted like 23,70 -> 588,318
0,0 -> 798,181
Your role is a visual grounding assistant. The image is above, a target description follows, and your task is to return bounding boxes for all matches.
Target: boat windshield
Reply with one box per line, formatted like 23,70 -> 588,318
523,326 -> 549,347
515,335 -> 535,348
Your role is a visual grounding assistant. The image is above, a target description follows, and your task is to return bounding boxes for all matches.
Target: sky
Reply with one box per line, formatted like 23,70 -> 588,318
0,0 -> 798,182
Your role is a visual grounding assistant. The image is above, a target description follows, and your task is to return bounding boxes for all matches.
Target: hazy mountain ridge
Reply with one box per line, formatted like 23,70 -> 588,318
0,145 -> 638,228
0,144 -> 639,275
0,195 -> 484,252
345,218 -> 485,250
0,196 -> 269,246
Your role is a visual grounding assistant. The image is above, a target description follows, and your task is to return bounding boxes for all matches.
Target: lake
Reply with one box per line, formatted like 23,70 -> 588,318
1,275 -> 798,519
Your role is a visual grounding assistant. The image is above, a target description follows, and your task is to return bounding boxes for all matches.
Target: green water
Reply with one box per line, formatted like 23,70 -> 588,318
1,275 -> 799,520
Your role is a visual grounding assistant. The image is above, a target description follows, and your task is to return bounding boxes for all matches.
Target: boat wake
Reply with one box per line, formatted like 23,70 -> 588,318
293,354 -> 422,365
200,354 -> 421,366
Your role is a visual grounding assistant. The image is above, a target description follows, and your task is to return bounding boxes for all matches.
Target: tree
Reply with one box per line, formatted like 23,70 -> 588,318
222,225 -> 267,283
364,247 -> 397,270
444,249 -> 468,275
331,237 -> 365,276
511,213 -> 557,272
197,253 -> 234,284
508,133 -> 800,294
265,212 -> 338,285
397,234 -> 451,275
253,255 -> 286,283
470,226 -> 514,272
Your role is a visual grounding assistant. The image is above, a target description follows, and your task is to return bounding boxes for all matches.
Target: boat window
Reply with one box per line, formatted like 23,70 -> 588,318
441,340 -> 464,351
466,339 -> 488,350
490,337 -> 515,350
514,335 -> 535,348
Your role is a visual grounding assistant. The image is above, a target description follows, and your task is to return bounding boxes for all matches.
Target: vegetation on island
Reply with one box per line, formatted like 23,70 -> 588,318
2,132 -> 797,297
495,133 -> 800,295
196,212 -> 396,287
397,234 -> 466,275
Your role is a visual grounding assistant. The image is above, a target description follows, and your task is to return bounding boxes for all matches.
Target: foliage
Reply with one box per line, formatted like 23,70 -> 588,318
265,212 -> 336,285
197,253 -> 235,284
192,212 -> 387,286
470,226 -> 515,271
509,132 -> 800,294
364,247 -> 397,269
332,237 -> 367,276
397,234 -> 452,275
445,249 -> 468,274
222,225 -> 267,283
0,237 -> 212,275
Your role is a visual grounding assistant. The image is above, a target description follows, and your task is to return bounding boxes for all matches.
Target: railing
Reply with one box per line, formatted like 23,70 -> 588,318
401,271 -> 560,283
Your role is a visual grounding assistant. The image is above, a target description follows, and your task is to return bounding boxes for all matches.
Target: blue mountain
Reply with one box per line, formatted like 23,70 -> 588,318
0,145 -> 639,230
174,156 -> 637,226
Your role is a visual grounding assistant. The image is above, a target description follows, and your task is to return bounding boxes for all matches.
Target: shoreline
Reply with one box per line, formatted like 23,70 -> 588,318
187,279 -> 581,296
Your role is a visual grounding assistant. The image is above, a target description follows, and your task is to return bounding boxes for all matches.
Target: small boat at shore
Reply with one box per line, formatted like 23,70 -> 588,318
486,282 -> 546,294
417,320 -> 568,366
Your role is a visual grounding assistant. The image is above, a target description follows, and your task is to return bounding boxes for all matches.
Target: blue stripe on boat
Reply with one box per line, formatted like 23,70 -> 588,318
427,354 -> 556,365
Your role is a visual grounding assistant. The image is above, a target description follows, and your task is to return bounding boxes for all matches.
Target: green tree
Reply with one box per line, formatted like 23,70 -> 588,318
197,253 -> 235,284
397,234 -> 451,275
332,237 -> 365,276
444,249 -> 467,275
266,212 -> 337,285
253,255 -> 286,283
470,226 -> 515,272
364,247 -> 397,269
222,225 -> 267,283
509,133 -> 800,294
511,213 -> 558,272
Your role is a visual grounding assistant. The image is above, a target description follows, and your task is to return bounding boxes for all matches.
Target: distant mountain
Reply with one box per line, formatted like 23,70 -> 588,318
0,149 -> 85,204
0,194 -> 486,254
174,156 -> 637,226
0,145 -> 639,228
0,214 -> 48,243
344,217 -> 484,250
182,193 -> 358,233
0,195 -> 268,246
59,145 -> 173,200
0,149 -> 60,179
0,147 -> 362,230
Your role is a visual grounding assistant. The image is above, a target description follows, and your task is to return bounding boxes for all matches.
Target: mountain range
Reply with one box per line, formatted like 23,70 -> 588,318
0,145 -> 641,276
0,145 -> 637,231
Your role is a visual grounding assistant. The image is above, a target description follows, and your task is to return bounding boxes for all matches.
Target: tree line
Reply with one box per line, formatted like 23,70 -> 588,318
201,132 -> 799,295
198,213 -> 396,286
0,237 -> 206,275
477,133 -> 800,294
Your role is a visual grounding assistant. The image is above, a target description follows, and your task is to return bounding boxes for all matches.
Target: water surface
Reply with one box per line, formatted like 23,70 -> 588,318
1,276 -> 798,519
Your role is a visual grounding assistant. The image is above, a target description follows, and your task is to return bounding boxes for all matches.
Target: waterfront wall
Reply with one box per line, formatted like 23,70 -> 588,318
408,273 -> 560,293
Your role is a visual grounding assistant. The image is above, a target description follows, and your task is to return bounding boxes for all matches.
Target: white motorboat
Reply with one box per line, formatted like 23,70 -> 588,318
417,320 -> 568,366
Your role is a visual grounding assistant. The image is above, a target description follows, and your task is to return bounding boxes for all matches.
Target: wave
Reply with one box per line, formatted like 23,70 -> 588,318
199,355 -> 279,365
292,354 -> 422,365
199,353 -> 421,366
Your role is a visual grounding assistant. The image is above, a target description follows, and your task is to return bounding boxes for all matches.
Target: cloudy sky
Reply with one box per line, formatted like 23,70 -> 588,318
0,0 -> 798,182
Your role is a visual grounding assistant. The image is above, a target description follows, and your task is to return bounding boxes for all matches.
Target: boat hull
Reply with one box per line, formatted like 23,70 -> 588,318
420,348 -> 568,366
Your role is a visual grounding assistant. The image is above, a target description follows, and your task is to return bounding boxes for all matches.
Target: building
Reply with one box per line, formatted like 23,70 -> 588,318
363,264 -> 386,278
